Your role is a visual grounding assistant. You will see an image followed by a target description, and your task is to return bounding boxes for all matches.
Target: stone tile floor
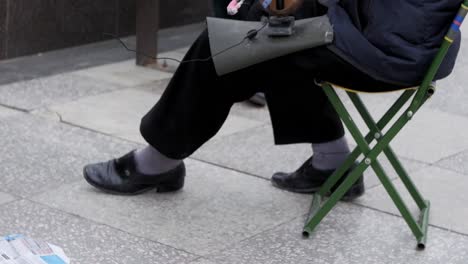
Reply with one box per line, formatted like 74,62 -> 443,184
0,24 -> 467,263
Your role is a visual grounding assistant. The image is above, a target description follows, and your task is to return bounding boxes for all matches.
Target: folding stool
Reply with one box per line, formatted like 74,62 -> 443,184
302,1 -> 468,249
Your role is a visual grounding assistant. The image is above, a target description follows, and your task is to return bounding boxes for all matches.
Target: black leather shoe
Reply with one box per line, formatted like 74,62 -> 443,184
83,151 -> 185,195
271,157 -> 365,200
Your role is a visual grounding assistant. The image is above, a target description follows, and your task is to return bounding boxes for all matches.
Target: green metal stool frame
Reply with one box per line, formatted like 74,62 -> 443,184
303,1 -> 468,250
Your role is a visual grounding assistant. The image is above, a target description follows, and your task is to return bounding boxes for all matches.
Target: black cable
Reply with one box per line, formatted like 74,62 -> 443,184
104,22 -> 267,64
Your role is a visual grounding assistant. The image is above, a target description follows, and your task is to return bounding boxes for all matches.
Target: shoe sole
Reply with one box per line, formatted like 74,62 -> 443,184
271,181 -> 365,201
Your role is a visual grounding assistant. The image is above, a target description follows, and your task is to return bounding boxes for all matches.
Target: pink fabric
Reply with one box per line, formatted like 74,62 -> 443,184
227,0 -> 244,15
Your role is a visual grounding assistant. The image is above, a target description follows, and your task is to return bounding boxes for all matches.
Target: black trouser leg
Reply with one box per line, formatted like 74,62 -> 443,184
140,30 -> 259,159
140,28 -> 396,159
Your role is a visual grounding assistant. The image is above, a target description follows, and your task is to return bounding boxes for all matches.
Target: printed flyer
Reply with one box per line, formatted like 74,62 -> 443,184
0,235 -> 69,264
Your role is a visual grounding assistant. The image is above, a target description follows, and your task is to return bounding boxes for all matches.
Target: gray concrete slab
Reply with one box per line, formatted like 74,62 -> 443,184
135,78 -> 171,95
426,62 -> 468,118
0,40 -> 134,84
463,23 -> 468,41
230,101 -> 271,123
217,115 -> 265,138
174,47 -> 190,55
339,91 -> 468,163
71,60 -> 173,87
0,192 -> 16,205
0,73 -> 123,111
0,65 -> 37,85
356,166 -> 468,235
204,204 -> 468,264
0,113 -> 138,198
0,105 -> 21,118
193,125 -> 311,178
154,50 -> 186,73
0,35 -> 141,74
47,88 -> 264,144
29,107 -> 63,122
32,159 -> 310,256
48,89 -> 160,144
193,125 -> 428,189
435,149 -> 468,174
189,258 -> 217,264
0,200 -> 197,264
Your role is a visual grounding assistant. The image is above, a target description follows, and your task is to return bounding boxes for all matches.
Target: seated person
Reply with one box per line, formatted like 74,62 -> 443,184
83,0 -> 462,199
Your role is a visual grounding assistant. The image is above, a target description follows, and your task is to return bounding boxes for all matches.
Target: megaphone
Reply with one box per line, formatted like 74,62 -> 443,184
207,15 -> 334,76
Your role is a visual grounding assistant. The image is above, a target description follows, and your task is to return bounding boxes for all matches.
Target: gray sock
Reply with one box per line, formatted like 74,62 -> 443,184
312,136 -> 350,171
134,145 -> 182,175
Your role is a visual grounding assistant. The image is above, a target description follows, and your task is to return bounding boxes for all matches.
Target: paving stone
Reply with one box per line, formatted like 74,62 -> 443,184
462,23 -> 468,40
435,149 -> 468,175
356,166 -> 468,234
48,89 -> 159,144
230,101 -> 271,123
0,105 -> 21,118
0,200 -> 196,264
0,38 -> 135,80
30,107 -> 62,122
217,115 -> 264,138
136,78 -> 171,95
0,73 -> 122,111
426,62 -> 468,118
0,65 -> 38,86
72,60 -> 173,87
174,47 -> 190,55
188,258 -> 217,264
154,50 -> 186,73
32,159 -> 310,255
204,204 -> 468,264
193,125 -> 311,178
0,192 -> 16,205
47,88 -> 264,144
0,113 -> 138,198
193,125 -> 428,189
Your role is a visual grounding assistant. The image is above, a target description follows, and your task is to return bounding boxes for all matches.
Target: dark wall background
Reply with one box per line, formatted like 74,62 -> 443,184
0,0 -> 212,60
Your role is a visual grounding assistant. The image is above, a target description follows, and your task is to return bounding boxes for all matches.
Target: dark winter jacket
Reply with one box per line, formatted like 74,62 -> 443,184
324,0 -> 463,86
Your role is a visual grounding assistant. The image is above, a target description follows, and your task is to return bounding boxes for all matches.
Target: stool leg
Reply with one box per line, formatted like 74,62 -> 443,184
347,92 -> 427,210
303,160 -> 368,235
306,84 -> 430,248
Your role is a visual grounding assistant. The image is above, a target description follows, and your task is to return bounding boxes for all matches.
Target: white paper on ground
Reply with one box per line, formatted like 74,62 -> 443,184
0,239 -> 19,261
0,235 -> 69,264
